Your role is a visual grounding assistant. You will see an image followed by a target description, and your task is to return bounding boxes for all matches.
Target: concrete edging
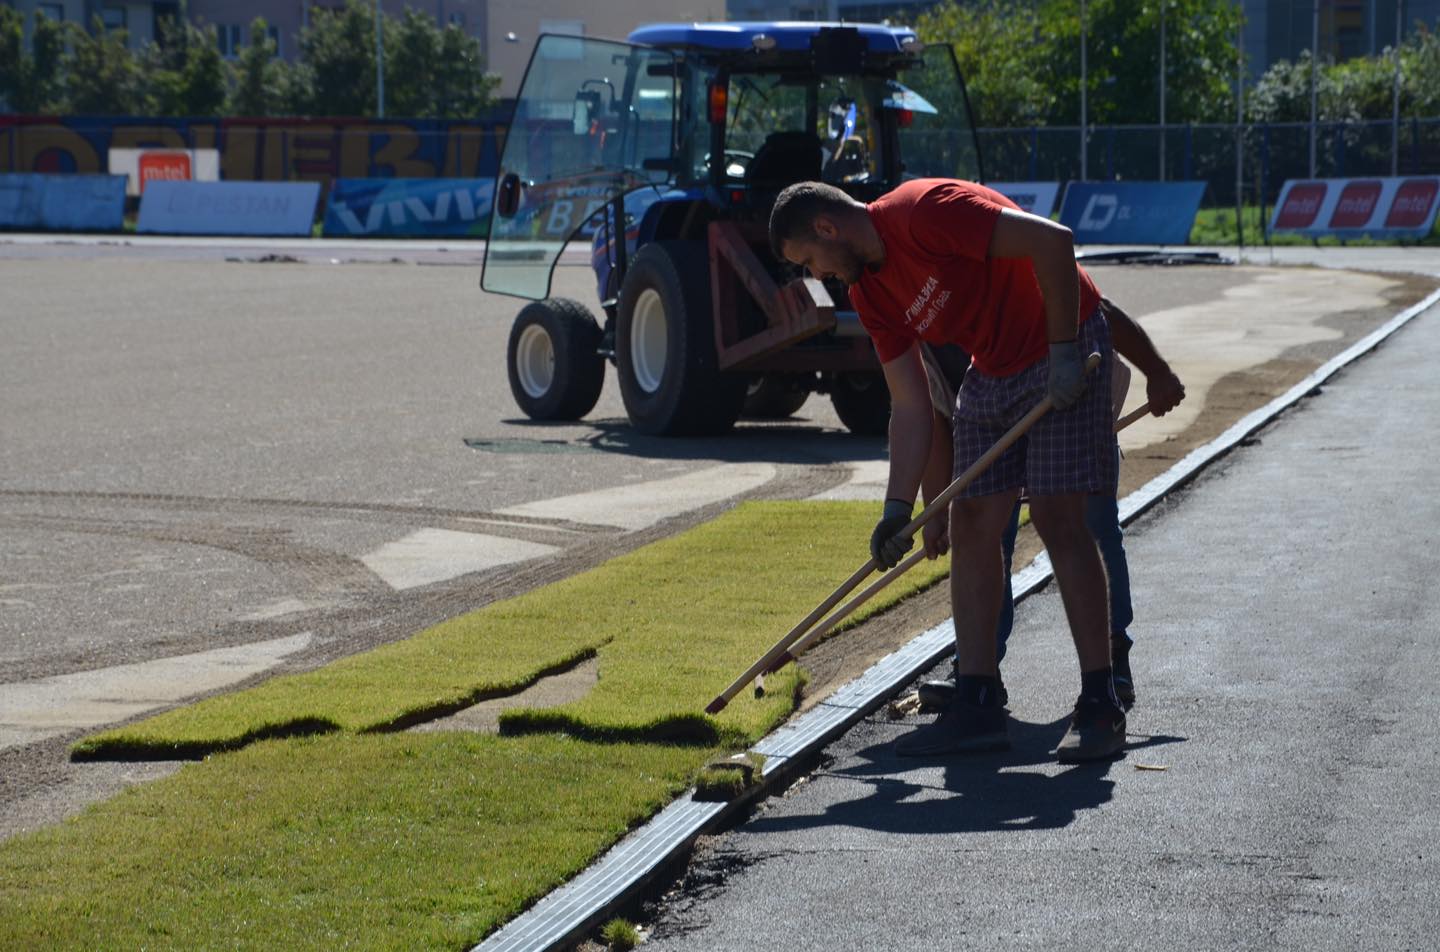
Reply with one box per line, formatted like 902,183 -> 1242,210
471,286 -> 1440,952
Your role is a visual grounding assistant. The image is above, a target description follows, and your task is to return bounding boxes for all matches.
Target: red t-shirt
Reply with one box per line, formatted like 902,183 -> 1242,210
850,179 -> 1101,376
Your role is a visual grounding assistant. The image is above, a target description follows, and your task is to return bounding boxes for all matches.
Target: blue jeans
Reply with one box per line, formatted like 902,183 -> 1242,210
995,489 -> 1133,661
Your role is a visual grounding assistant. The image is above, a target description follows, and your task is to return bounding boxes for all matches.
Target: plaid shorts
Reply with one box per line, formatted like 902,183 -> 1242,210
951,309 -> 1118,498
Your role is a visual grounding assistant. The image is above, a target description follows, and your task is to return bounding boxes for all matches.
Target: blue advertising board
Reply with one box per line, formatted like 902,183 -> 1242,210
323,178 -> 494,237
0,173 -> 126,231
137,181 -> 321,236
1059,181 -> 1206,245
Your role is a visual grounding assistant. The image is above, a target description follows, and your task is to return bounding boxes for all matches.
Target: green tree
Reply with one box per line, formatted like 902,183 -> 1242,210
230,17 -> 288,115
144,18 -> 231,116
1036,0 -> 1244,125
63,16 -> 147,115
0,8 -> 66,113
433,22 -> 500,117
914,0 -> 1051,127
292,0 -> 378,116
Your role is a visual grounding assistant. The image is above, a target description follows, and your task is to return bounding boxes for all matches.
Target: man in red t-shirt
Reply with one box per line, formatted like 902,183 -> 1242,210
770,178 -> 1183,762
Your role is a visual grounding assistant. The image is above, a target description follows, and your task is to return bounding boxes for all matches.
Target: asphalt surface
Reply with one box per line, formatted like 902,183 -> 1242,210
642,294 -> 1440,949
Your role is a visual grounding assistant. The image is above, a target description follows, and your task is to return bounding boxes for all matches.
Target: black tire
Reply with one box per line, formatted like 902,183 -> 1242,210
830,372 -> 891,436
506,297 -> 606,421
616,241 -> 746,436
743,375 -> 810,419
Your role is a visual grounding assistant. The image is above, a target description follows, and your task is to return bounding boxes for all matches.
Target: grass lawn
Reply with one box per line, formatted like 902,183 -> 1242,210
0,733 -> 713,950
3,501 -> 950,948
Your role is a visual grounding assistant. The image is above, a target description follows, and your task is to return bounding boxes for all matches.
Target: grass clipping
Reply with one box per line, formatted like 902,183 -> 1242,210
75,502 -> 949,758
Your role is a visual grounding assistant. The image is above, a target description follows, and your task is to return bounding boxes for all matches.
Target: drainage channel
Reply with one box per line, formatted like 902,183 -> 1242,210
472,287 -> 1440,952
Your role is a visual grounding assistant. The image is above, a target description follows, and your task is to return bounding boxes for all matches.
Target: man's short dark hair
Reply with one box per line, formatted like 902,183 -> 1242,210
769,181 -> 859,260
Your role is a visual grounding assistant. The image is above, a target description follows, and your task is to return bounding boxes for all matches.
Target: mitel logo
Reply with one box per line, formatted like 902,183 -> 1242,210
1274,183 -> 1326,229
1329,180 -> 1382,228
1385,179 -> 1439,228
138,152 -> 192,194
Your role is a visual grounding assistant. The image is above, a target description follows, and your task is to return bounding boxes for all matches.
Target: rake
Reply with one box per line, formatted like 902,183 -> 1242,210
706,354 -> 1111,715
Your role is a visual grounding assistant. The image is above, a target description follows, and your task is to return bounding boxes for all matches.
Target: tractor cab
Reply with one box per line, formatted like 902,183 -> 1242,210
483,23 -> 982,435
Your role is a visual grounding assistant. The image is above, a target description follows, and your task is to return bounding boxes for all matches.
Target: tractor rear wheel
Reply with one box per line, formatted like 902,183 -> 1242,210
743,375 -> 810,419
830,372 -> 891,436
616,241 -> 745,435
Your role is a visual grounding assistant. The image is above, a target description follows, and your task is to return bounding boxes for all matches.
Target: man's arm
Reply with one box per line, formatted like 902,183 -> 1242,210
1101,296 -> 1186,416
880,343 -> 934,506
987,207 -> 1081,344
868,343 -> 943,568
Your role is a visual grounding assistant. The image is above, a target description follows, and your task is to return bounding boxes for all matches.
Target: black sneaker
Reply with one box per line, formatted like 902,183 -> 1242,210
895,699 -> 1009,757
917,665 -> 1007,711
1055,696 -> 1127,763
1111,634 -> 1135,710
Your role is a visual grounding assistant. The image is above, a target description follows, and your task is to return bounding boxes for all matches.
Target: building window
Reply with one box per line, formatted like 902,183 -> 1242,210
216,23 -> 243,57
449,12 -> 466,28
102,6 -> 127,30
263,23 -> 282,57
36,3 -> 65,22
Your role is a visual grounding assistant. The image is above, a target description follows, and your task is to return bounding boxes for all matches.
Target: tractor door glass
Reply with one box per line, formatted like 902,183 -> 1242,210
893,44 -> 983,183
723,74 -> 882,189
483,35 -> 677,300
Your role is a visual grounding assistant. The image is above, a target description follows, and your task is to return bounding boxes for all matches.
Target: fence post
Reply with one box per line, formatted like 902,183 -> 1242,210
1029,126 -> 1038,180
1335,122 -> 1345,176
1412,117 -> 1421,175
1106,126 -> 1114,180
1183,123 -> 1193,180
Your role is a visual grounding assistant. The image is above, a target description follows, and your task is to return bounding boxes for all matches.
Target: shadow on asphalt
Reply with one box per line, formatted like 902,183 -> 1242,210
472,417 -> 887,464
745,717 -> 1187,835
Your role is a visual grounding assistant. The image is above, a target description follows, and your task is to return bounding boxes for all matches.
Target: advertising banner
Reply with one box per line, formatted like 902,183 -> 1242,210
137,181 -> 321,236
0,173 -> 126,231
988,181 -> 1061,218
1269,176 -> 1440,239
1058,181 -> 1207,245
108,148 -> 221,196
323,178 -> 494,237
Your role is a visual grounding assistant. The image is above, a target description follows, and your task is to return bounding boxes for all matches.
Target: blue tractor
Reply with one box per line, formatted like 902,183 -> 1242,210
482,22 -> 983,435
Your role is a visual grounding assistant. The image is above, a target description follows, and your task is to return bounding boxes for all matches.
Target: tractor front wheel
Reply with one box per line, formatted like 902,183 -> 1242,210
506,298 -> 606,421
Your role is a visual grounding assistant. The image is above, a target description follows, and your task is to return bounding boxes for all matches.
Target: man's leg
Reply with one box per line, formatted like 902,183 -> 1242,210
1085,488 -> 1136,707
895,491 -> 1014,756
919,499 -> 1018,711
1028,493 -> 1110,673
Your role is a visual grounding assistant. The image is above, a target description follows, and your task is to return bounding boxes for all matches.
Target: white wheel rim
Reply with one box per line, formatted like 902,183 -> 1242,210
516,323 -> 555,399
630,288 -> 668,394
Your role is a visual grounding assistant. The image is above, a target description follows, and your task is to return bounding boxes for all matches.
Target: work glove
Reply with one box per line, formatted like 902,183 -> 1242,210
870,498 -> 915,569
1047,339 -> 1086,410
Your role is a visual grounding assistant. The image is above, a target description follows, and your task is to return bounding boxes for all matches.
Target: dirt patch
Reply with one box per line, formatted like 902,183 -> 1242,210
407,656 -> 601,734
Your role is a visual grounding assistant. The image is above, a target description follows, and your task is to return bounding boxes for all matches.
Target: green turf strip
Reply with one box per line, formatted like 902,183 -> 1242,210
75,501 -> 949,759
0,733 -> 712,950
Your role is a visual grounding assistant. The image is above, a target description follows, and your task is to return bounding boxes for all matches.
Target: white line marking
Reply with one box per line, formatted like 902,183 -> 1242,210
359,529 -> 558,591
0,633 -> 313,751
496,463 -> 777,531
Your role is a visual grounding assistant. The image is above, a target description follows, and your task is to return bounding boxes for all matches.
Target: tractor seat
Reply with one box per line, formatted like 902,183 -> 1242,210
744,131 -> 823,192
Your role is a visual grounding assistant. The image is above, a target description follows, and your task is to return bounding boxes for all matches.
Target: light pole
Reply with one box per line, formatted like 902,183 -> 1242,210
1080,0 -> 1088,181
1392,0 -> 1404,176
1159,0 -> 1166,180
375,0 -> 386,119
1309,0 -> 1319,177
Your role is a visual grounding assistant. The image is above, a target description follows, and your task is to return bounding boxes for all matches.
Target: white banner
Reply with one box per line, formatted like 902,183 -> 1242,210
107,148 -> 221,197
